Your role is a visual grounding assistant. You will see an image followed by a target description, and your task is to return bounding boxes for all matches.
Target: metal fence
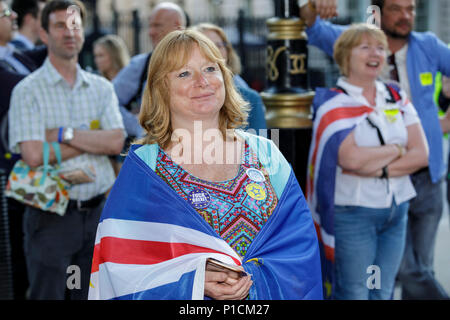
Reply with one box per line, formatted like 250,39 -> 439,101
81,7 -> 340,92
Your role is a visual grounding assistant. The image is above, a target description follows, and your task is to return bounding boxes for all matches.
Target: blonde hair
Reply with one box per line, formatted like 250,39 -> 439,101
94,34 -> 130,75
137,29 -> 249,148
191,23 -> 242,75
333,23 -> 388,77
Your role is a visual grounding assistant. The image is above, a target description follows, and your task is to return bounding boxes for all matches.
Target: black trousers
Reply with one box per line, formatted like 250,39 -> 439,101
7,198 -> 28,300
23,198 -> 104,300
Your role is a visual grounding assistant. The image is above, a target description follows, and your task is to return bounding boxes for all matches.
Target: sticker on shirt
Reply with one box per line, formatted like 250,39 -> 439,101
245,183 -> 266,201
246,168 -> 266,183
188,188 -> 211,209
383,108 -> 400,123
90,119 -> 100,130
420,72 -> 433,86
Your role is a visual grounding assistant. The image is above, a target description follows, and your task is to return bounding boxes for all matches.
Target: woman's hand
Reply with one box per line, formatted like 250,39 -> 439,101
204,270 -> 253,300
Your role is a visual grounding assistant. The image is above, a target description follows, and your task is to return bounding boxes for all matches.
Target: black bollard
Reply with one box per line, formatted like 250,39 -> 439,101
261,0 -> 314,191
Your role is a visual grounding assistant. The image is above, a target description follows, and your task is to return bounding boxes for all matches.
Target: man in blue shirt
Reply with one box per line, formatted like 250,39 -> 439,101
300,0 -> 450,299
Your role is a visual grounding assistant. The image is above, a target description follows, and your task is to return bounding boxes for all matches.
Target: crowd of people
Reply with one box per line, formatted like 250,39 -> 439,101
0,0 -> 449,300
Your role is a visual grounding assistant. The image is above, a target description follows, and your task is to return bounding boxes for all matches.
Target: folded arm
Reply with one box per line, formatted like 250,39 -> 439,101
384,123 -> 429,177
20,140 -> 83,168
338,131 -> 402,177
338,123 -> 428,178
46,128 -> 125,156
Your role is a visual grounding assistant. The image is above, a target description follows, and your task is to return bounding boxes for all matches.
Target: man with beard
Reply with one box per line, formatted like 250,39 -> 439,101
299,0 -> 450,299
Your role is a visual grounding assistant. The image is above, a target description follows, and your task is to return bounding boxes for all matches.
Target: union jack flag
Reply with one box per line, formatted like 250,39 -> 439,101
306,87 -> 374,299
89,133 -> 323,300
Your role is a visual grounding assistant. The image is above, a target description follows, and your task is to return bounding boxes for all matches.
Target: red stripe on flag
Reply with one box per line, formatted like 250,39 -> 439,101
309,106 -> 372,195
91,237 -> 240,273
314,222 -> 335,263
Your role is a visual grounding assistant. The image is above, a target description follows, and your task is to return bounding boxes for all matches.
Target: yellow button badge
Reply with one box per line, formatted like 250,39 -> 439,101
245,183 -> 266,201
90,120 -> 100,130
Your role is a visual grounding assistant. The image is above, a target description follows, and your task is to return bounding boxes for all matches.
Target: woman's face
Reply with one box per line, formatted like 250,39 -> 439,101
94,44 -> 112,76
348,35 -> 386,82
202,30 -> 228,62
167,45 -> 226,125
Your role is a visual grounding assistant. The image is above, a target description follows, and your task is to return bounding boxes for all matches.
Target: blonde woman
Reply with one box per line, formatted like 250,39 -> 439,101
93,34 -> 130,81
192,23 -> 267,130
89,30 -> 322,300
307,24 -> 428,300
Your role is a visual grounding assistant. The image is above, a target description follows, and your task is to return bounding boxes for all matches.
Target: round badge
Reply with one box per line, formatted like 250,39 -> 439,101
188,188 -> 211,209
246,168 -> 266,183
245,183 -> 266,201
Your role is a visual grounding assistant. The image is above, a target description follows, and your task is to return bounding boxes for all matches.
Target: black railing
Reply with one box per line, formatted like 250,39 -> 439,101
80,6 -> 342,92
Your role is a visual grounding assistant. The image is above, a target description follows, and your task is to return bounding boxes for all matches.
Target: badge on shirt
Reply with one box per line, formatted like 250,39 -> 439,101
246,168 -> 266,183
188,188 -> 211,209
245,183 -> 266,201
383,109 -> 400,123
420,72 -> 433,86
90,119 -> 100,130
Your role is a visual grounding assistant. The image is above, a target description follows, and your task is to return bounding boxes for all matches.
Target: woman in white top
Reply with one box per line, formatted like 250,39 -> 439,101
307,23 -> 428,300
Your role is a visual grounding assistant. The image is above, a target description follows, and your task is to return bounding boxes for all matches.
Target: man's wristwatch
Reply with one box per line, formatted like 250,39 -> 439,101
63,127 -> 74,143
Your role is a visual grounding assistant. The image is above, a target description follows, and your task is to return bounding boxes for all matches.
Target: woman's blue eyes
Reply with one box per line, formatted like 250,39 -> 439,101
177,66 -> 217,78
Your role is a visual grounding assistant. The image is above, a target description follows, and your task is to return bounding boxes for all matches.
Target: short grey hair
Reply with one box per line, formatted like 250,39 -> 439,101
152,2 -> 187,28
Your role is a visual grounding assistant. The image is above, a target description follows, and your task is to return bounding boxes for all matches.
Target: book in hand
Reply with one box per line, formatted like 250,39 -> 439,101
59,163 -> 96,185
206,258 -> 248,279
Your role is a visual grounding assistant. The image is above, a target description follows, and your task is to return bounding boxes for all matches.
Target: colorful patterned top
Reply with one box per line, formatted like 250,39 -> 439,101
155,142 -> 278,258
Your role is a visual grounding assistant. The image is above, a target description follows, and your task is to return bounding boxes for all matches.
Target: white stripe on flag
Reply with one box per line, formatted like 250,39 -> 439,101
96,218 -> 241,262
90,252 -> 233,300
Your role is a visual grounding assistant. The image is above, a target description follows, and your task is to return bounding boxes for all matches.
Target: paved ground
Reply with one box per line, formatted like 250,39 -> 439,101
394,181 -> 450,299
434,200 -> 450,294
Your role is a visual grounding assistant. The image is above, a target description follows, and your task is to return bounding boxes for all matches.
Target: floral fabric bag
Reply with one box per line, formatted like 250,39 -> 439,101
5,141 -> 71,216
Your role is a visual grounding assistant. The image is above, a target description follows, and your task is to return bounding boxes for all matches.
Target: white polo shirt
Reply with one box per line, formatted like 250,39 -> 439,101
334,78 -> 419,208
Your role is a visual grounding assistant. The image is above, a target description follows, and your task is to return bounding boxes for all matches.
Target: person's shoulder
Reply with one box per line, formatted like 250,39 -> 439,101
237,129 -> 277,151
82,69 -> 115,90
131,52 -> 151,61
83,69 -> 110,84
11,65 -> 45,91
409,31 -> 441,48
410,30 -> 438,41
238,84 -> 260,100
128,52 -> 151,67
312,87 -> 343,105
409,31 -> 447,58
113,52 -> 151,83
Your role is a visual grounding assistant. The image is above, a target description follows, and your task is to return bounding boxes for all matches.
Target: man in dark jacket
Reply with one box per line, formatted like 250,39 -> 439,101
0,0 -> 38,299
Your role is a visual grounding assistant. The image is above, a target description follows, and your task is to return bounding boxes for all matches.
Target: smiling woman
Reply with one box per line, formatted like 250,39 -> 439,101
167,47 -> 226,128
88,29 -> 323,301
307,23 -> 429,300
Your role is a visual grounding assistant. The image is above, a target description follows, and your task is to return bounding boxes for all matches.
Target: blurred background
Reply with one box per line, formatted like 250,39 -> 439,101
79,0 -> 450,94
